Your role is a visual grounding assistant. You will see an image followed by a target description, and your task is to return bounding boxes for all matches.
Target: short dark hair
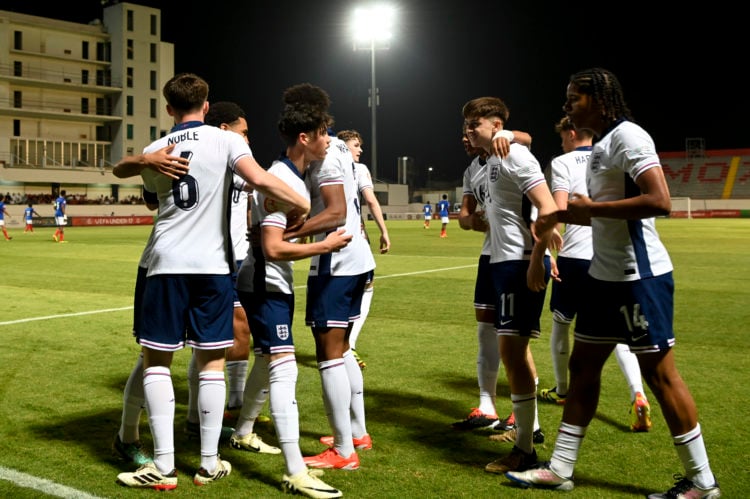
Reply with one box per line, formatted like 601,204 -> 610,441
205,101 -> 245,127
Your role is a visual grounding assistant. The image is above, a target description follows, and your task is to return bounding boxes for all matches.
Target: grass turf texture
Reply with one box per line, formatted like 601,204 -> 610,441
0,219 -> 746,498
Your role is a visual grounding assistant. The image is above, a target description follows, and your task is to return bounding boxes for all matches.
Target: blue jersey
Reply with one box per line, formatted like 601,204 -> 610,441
24,207 -> 34,221
0,201 -> 6,220
423,203 -> 432,217
437,199 -> 450,217
54,196 -> 66,217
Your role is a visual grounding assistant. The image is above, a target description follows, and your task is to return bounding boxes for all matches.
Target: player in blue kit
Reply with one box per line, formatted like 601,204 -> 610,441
437,194 -> 451,238
505,67 -> 720,499
52,190 -> 66,242
23,202 -> 40,233
423,200 -> 433,228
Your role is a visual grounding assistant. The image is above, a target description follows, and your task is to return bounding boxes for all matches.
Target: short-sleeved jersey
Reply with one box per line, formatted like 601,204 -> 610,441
550,146 -> 593,260
355,162 -> 374,193
236,158 -> 308,295
484,143 -> 547,263
230,174 -> 250,262
306,137 -> 375,276
423,203 -> 433,217
0,201 -> 7,220
53,196 -> 66,216
141,121 -> 251,276
462,155 -> 490,256
586,120 -> 672,281
24,206 -> 34,221
437,198 -> 451,217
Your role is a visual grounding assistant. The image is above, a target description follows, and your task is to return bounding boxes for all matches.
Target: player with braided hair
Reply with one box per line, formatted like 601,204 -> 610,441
505,68 -> 720,498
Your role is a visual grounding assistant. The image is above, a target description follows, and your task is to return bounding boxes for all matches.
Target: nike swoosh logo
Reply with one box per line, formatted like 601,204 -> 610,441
631,333 -> 647,342
500,320 -> 512,326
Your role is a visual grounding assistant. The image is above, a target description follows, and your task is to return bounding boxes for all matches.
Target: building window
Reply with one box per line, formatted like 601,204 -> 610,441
150,14 -> 157,35
127,39 -> 134,60
127,10 -> 134,31
96,97 -> 106,115
13,120 -> 20,136
127,67 -> 133,88
126,96 -> 134,116
96,125 -> 110,141
150,98 -> 157,118
96,41 -> 110,62
82,41 -> 89,59
13,91 -> 22,108
150,70 -> 157,90
127,124 -> 134,140
150,43 -> 157,63
13,61 -> 22,77
14,31 -> 22,50
81,98 -> 89,114
81,69 -> 89,85
150,126 -> 157,141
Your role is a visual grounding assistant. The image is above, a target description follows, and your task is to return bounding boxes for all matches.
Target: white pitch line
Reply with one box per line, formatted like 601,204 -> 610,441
2,266 -> 476,326
0,466 -> 105,498
0,306 -> 132,326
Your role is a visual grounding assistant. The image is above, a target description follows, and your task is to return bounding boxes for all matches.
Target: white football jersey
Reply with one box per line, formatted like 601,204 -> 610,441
550,147 -> 593,260
586,120 -> 672,281
230,174 -> 250,262
484,143 -> 548,263
461,155 -> 490,256
142,122 -> 251,276
236,158 -> 308,295
306,137 -> 375,276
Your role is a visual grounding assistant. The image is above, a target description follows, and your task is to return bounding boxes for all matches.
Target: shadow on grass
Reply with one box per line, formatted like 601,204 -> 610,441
28,372 -> 283,491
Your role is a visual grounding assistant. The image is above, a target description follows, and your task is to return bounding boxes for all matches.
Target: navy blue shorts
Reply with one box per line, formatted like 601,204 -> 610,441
139,274 -> 234,351
549,256 -> 591,322
305,273 -> 368,329
239,290 -> 296,356
575,272 -> 675,353
474,254 -> 495,312
490,257 -> 550,338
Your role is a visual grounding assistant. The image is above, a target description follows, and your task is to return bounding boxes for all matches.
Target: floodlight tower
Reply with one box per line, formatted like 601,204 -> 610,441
351,5 -> 395,182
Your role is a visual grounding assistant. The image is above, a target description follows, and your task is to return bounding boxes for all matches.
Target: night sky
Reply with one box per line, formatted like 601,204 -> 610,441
4,1 -> 747,185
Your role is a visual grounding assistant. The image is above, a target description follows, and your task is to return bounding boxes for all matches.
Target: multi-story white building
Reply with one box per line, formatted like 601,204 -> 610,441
0,2 -> 173,203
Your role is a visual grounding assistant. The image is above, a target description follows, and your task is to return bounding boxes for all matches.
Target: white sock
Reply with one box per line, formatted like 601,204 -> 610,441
674,424 -> 715,488
198,370 -> 225,473
319,358 -> 354,457
143,366 -> 175,474
511,392 -> 536,454
120,353 -> 144,443
225,359 -> 249,409
268,356 -> 305,477
533,377 -> 540,432
235,356 -> 270,436
349,286 -> 374,349
550,317 -> 571,395
550,422 -> 586,479
344,349 -> 367,437
477,321 -> 499,415
186,352 -> 200,424
614,343 -> 645,402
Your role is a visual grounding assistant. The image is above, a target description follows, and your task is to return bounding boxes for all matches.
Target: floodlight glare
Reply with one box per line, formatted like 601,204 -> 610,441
350,4 -> 396,182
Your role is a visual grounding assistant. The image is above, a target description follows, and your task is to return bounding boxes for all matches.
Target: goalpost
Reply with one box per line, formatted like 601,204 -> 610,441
670,197 -> 692,219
